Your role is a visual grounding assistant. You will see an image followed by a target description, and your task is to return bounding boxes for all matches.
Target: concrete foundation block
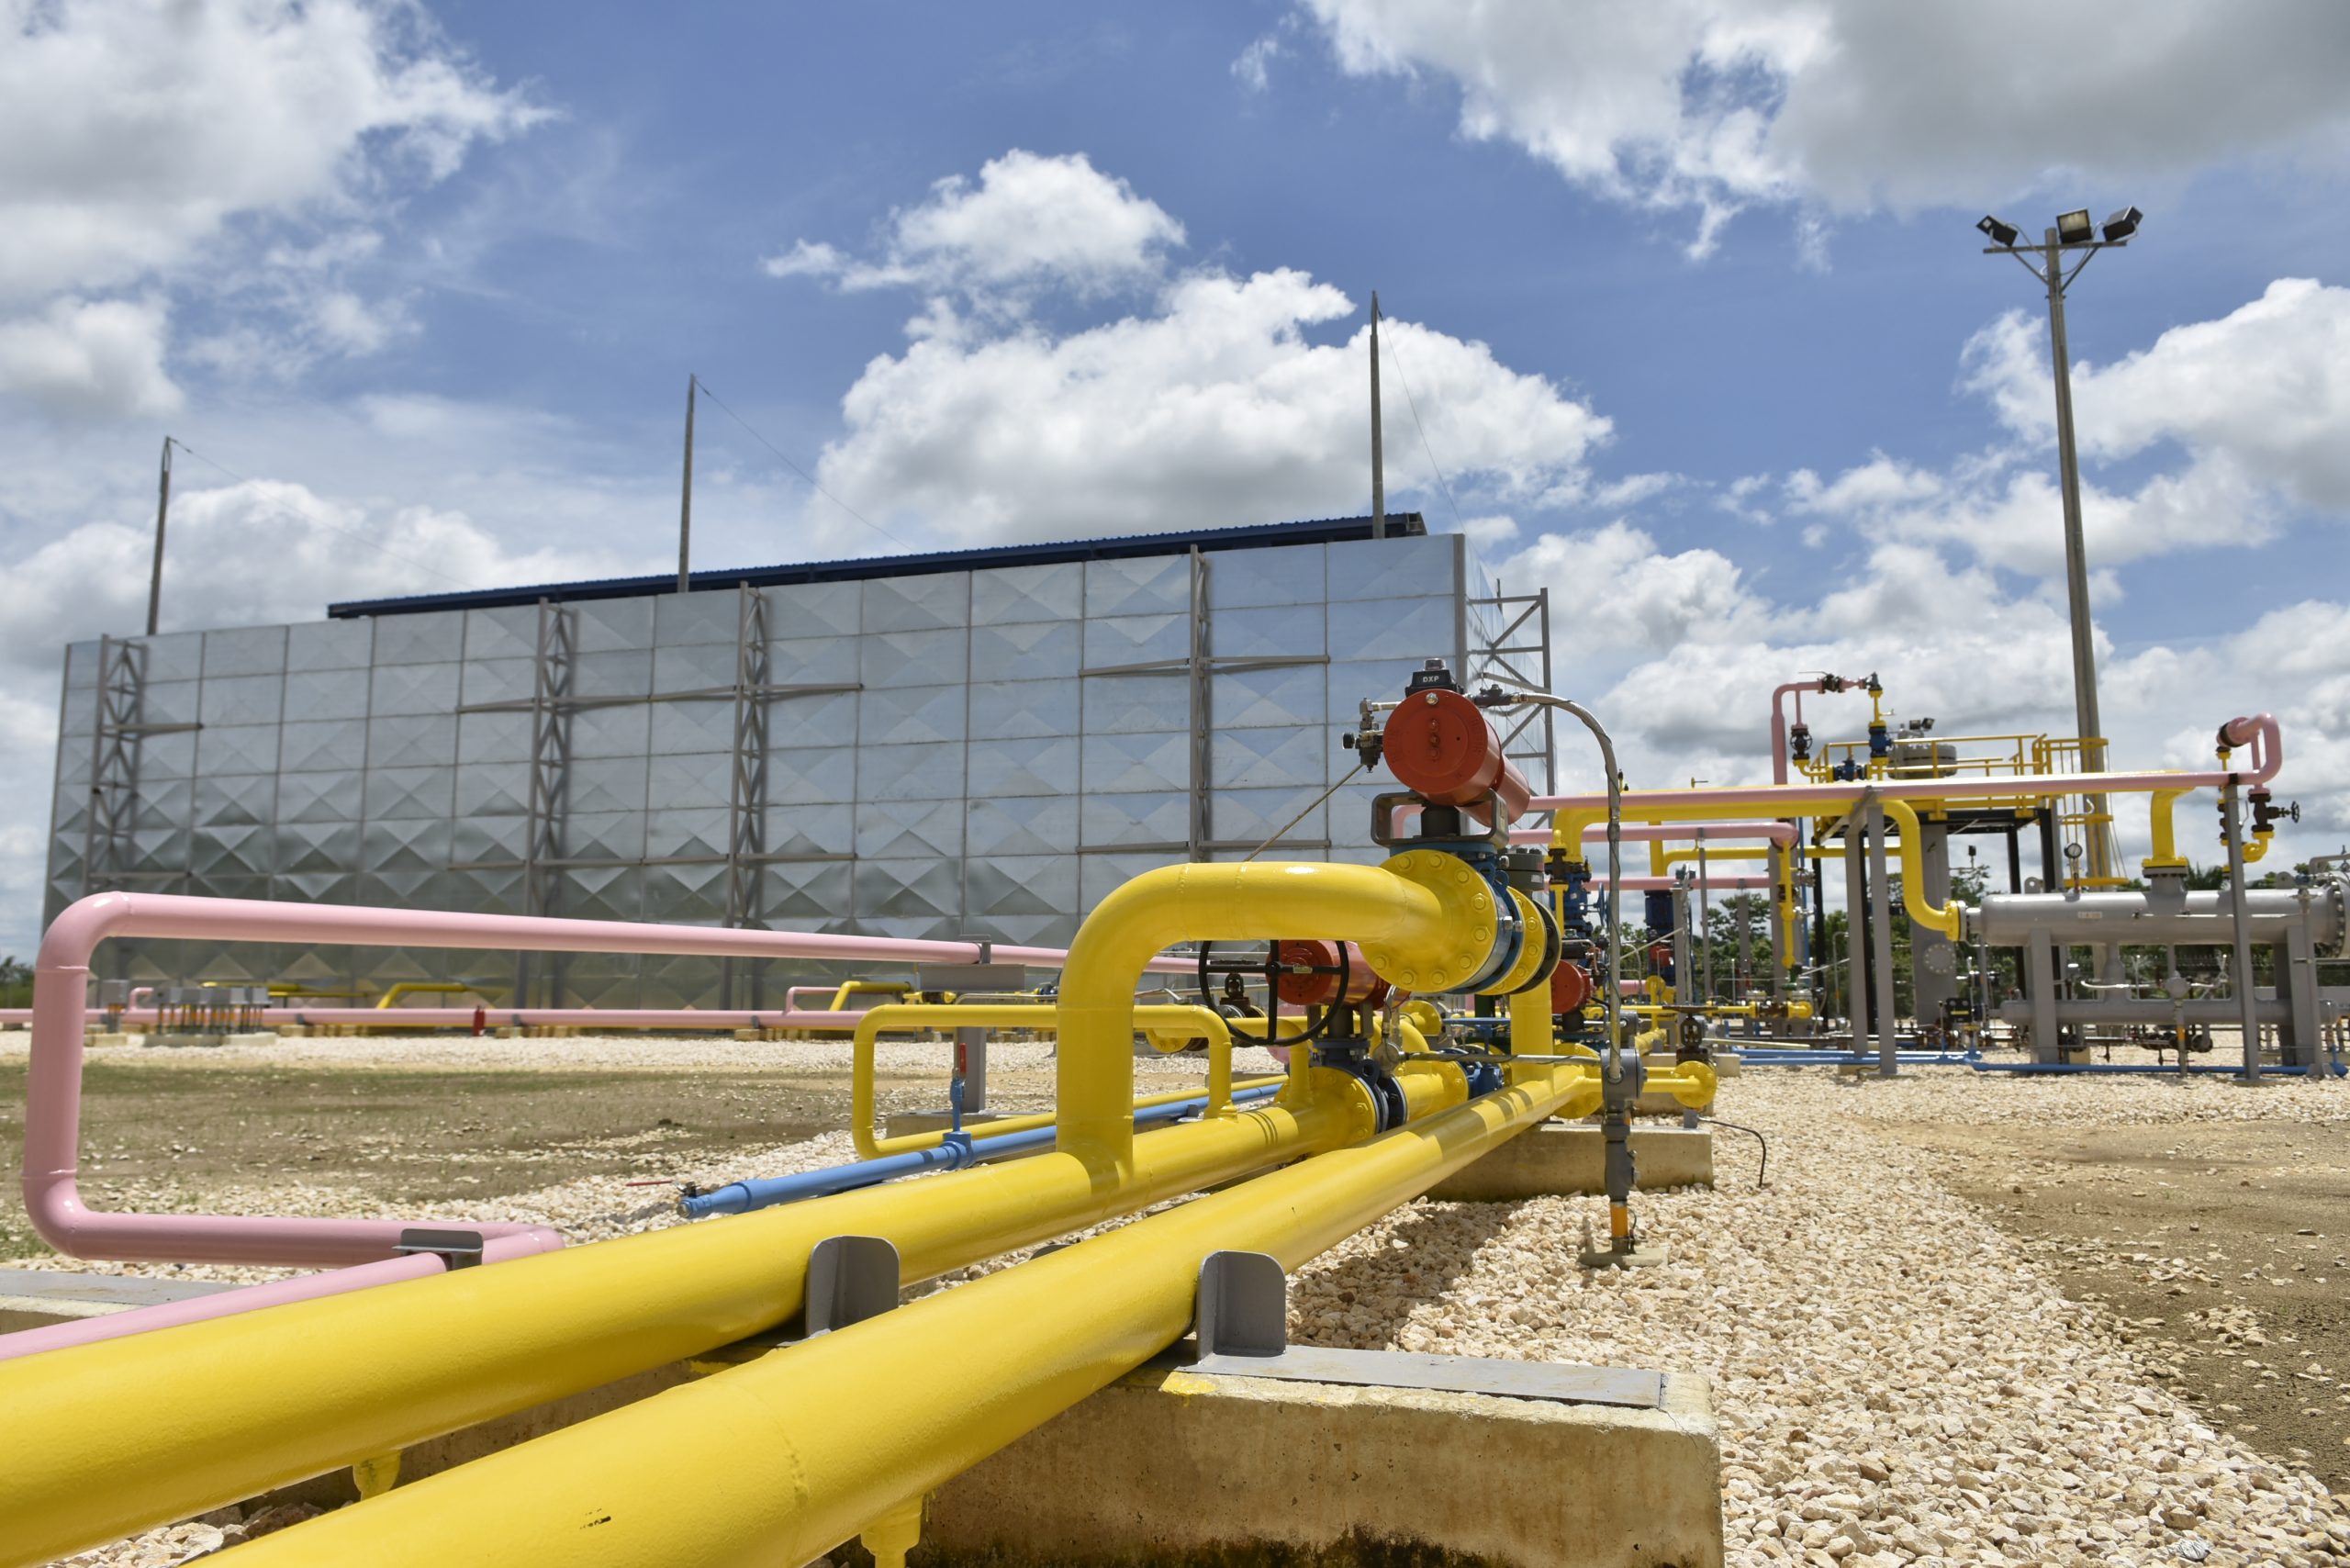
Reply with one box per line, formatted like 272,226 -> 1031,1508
0,1267 -> 235,1334
1427,1124 -> 1713,1203
925,1361 -> 1723,1568
83,1031 -> 139,1048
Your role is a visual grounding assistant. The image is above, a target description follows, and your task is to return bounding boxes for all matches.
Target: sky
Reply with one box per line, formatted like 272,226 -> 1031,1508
4,0 -> 2350,956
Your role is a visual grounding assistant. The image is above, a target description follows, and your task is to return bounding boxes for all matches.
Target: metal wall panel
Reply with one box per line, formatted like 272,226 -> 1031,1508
1209,605 -> 1324,661
856,798 -> 963,859
196,773 -> 278,828
858,683 -> 964,745
373,611 -> 464,666
767,634 -> 860,686
1083,613 -> 1187,667
1085,554 -> 1190,616
764,803 -> 854,856
969,678 -> 1078,739
199,673 -> 284,727
769,581 -> 860,640
1081,731 -> 1188,793
1211,664 -> 1326,730
968,795 -> 1078,856
1210,726 -> 1326,790
862,628 -> 967,689
974,561 -> 1083,624
1326,596 -> 1453,663
767,746 -> 857,804
284,666 -> 369,724
52,532 -> 1484,1007
463,605 -> 540,661
857,742 -> 963,801
1080,791 -> 1188,847
648,752 -> 731,811
864,571 -> 968,633
967,735 -> 1080,798
287,619 -> 372,670
969,620 -> 1080,684
1212,787 -> 1327,846
1080,672 -> 1188,734
197,723 -> 282,776
1207,543 -> 1325,609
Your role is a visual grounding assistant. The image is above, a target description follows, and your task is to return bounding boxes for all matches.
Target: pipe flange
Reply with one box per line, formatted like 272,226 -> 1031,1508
1368,849 -> 1503,994
1479,888 -> 1558,997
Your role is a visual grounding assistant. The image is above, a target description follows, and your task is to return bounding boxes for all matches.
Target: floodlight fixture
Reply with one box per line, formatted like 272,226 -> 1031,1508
2099,205 -> 2143,242
2054,208 -> 2095,245
1976,214 -> 2021,247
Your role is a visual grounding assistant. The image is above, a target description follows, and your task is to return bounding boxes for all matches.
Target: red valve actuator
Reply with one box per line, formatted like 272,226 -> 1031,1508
1382,687 -> 1532,826
1273,939 -> 1392,1008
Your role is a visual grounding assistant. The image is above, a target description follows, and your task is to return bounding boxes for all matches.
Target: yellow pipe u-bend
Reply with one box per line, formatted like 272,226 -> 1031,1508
1053,860 -> 1496,1175
1554,798 -> 1959,941
851,1003 -> 1264,1159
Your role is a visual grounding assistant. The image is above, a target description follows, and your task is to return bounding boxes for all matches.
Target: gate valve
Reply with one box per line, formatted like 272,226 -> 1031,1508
2249,788 -> 2300,834
1788,722 -> 1811,763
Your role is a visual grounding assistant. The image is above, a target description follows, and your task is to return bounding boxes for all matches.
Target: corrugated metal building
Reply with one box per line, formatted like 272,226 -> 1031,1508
45,515 -> 1553,1005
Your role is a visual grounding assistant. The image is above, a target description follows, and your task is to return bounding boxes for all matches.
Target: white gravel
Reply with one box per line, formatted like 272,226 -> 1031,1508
23,1050 -> 2350,1566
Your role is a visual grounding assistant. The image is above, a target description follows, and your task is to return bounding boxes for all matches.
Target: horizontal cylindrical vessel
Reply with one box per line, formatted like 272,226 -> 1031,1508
1974,885 -> 2344,952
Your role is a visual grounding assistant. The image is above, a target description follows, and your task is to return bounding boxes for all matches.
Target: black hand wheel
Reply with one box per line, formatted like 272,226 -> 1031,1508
1195,940 -> 1343,1048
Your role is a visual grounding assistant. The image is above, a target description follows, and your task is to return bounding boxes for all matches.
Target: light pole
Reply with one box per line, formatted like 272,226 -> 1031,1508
1977,205 -> 2142,883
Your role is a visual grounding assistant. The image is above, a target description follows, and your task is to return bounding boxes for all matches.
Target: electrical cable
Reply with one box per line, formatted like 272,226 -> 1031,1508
692,379 -> 911,552
1700,1115 -> 1770,1189
1240,756 -> 1371,863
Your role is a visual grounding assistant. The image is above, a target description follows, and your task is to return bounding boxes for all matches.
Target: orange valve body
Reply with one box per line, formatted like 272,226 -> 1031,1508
1382,688 -> 1532,827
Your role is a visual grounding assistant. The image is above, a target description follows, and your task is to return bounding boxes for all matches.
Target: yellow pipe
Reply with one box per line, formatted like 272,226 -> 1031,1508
850,1003 -> 1266,1158
219,1064 -> 1603,1568
830,979 -> 913,1009
0,1086 -> 1381,1563
1053,857 -> 1500,1176
1555,797 -> 1960,940
1508,982 -> 1551,1060
371,981 -> 476,1009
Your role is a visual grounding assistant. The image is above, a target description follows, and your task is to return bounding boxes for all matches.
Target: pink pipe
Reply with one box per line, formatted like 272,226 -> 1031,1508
1507,821 -> 1798,847
24,892 -> 1184,1269
1592,876 -> 1774,892
0,1230 -> 556,1365
1533,713 -> 2282,817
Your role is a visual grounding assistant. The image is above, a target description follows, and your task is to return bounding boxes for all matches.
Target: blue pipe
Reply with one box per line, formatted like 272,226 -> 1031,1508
1971,1059 -> 2345,1077
680,1082 -> 1285,1218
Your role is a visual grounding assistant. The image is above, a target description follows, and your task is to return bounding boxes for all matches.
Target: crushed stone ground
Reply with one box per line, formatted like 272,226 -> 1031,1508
12,1039 -> 2348,1567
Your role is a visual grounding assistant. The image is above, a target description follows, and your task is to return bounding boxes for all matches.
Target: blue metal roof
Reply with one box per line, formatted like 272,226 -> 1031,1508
327,512 -> 1429,618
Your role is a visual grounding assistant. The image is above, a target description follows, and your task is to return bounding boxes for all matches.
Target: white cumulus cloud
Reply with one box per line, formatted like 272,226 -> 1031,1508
761,150 -> 1186,301
1295,0 -> 2350,252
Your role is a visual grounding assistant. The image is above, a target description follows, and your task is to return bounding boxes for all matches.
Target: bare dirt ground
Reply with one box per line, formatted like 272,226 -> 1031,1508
1888,1101 -> 2350,1495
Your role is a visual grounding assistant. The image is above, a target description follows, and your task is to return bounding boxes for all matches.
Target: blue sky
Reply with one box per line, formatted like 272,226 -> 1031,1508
4,0 -> 2350,952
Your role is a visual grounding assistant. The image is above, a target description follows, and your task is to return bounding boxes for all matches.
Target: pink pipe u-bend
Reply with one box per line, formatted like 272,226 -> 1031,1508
25,892 -> 1192,1271
1529,712 -> 2281,818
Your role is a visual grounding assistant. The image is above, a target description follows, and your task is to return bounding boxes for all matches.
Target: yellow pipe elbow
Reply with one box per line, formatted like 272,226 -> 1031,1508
1056,859 -> 1499,1175
2144,788 -> 2190,872
1876,798 -> 1962,940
